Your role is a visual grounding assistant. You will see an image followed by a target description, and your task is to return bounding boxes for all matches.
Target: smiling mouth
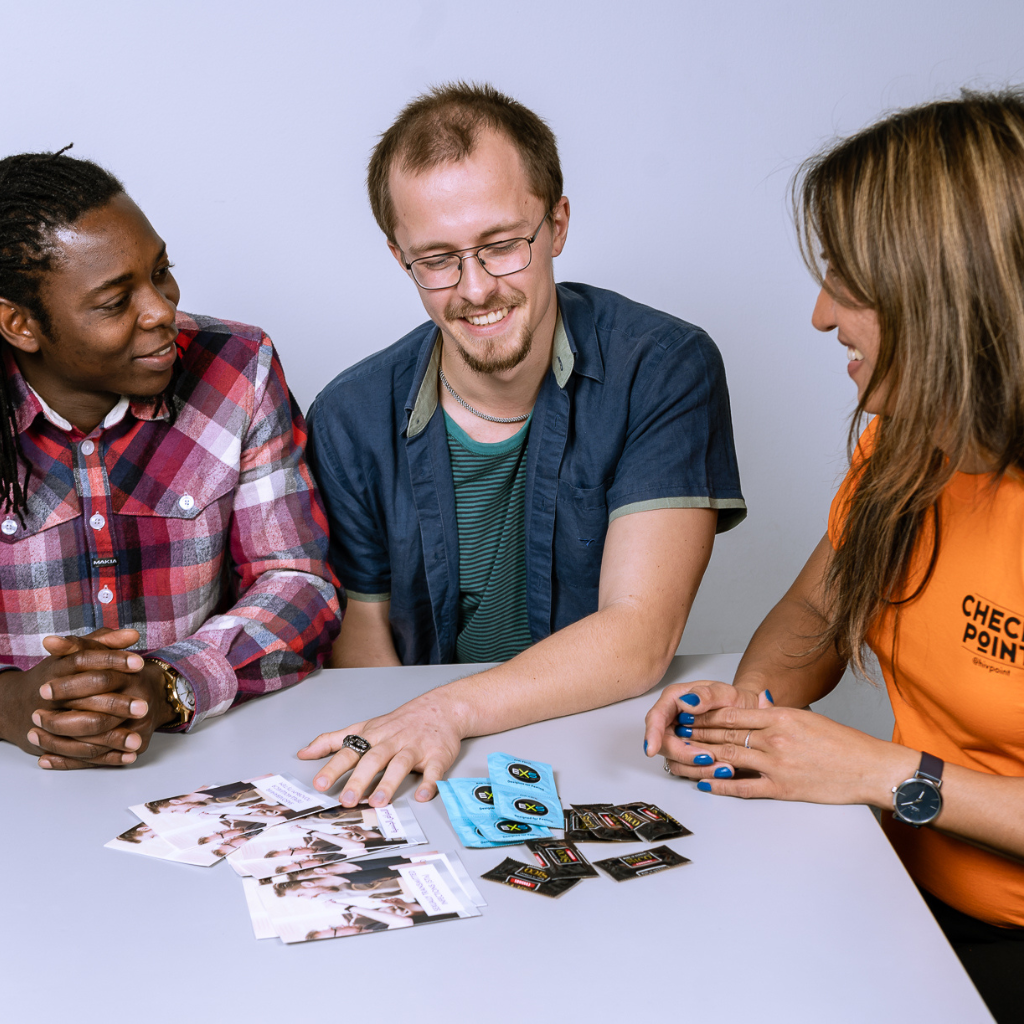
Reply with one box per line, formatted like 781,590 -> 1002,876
847,345 -> 864,361
136,342 -> 175,360
463,307 -> 510,326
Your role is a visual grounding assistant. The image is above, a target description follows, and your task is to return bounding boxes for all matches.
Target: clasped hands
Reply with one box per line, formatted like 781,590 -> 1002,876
0,628 -> 176,770
643,680 -> 903,806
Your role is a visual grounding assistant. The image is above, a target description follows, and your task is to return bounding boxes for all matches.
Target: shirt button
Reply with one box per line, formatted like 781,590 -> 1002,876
1,519 -> 16,536
89,513 -> 106,530
97,586 -> 114,604
80,440 -> 95,456
178,494 -> 195,512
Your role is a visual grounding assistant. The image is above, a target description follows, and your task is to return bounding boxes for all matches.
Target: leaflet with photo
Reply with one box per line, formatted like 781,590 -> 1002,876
104,822 -> 214,866
226,801 -> 427,879
487,752 -> 564,829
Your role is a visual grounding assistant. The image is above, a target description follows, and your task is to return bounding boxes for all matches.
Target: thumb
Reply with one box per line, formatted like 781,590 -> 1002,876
758,688 -> 775,709
90,628 -> 141,649
41,634 -> 82,656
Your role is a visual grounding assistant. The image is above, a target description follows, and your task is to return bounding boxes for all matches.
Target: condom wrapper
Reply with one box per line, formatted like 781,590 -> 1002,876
525,838 -> 599,878
438,779 -> 551,847
594,845 -> 691,881
614,802 -> 692,843
480,857 -> 582,898
487,752 -> 564,829
568,803 -> 634,842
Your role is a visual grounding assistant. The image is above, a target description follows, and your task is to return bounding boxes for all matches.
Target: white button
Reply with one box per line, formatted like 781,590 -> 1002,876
80,440 -> 95,456
97,586 -> 114,604
89,513 -> 106,530
1,519 -> 16,536
178,494 -> 195,512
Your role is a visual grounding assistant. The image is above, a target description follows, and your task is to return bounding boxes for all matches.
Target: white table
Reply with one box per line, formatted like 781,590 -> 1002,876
0,655 -> 992,1023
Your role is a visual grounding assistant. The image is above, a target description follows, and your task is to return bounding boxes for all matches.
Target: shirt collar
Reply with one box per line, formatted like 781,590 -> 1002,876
405,305 -> 578,439
4,343 -> 174,437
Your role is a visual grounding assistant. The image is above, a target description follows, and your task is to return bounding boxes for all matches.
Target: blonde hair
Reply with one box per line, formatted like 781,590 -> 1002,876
794,89 -> 1024,670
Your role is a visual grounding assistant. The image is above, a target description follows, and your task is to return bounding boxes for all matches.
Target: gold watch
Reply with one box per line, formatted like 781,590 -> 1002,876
147,658 -> 195,727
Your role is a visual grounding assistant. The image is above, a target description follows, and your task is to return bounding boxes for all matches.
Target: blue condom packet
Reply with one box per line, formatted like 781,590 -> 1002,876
487,752 -> 564,829
440,778 -> 552,845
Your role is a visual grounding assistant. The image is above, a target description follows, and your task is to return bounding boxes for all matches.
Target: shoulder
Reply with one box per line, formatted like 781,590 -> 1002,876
174,312 -> 272,378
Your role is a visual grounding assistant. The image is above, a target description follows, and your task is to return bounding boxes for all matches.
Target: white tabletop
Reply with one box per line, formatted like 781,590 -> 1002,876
0,654 -> 991,1023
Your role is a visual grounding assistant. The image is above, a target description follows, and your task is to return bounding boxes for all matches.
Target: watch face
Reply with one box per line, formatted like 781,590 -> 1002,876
894,780 -> 941,824
175,678 -> 196,711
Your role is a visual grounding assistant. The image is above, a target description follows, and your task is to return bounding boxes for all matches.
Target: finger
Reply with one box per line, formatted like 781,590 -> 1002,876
28,725 -> 142,758
41,659 -> 144,701
297,726 -> 365,760
696,775 -> 775,799
86,628 -> 141,649
309,747 -> 361,793
31,708 -> 124,736
366,749 -> 417,807
644,686 -> 692,756
39,750 -> 136,770
60,692 -> 149,719
686,725 -> 759,747
685,705 -> 777,732
663,757 -> 737,780
343,748 -> 395,806
415,760 -> 445,802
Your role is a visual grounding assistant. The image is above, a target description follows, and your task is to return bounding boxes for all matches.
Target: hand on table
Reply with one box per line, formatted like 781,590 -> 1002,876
297,689 -> 466,807
0,628 -> 175,770
646,680 -> 909,804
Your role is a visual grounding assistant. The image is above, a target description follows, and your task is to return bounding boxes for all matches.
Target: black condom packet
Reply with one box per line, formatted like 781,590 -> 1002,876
613,802 -> 693,843
570,803 -> 635,842
481,857 -> 582,898
525,838 -> 599,879
594,845 -> 691,881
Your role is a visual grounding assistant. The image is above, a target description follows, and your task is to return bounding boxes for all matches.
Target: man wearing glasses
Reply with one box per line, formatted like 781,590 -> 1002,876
300,83 -> 745,807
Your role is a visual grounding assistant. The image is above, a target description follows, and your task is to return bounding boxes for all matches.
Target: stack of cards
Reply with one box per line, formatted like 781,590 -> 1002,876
242,850 -> 485,943
107,773 -> 486,945
438,752 -> 564,848
107,775 -> 331,867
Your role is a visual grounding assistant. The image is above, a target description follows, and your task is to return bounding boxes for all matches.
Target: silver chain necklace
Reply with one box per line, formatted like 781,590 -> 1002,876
438,368 -> 530,424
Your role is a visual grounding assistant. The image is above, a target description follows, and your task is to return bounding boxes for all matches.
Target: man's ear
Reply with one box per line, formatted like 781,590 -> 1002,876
0,300 -> 43,354
386,240 -> 412,277
550,195 -> 570,259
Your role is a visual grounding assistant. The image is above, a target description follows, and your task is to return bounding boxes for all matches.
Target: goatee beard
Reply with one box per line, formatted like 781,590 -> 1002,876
444,289 -> 532,374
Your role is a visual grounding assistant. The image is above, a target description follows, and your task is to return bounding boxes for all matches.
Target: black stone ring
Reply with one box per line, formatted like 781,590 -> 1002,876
342,734 -> 371,756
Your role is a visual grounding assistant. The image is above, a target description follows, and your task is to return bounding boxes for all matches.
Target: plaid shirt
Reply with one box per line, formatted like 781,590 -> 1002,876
0,313 -> 340,728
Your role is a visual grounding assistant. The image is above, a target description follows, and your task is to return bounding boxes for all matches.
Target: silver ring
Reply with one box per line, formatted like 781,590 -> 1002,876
663,760 -> 673,774
744,731 -> 752,749
342,734 -> 371,755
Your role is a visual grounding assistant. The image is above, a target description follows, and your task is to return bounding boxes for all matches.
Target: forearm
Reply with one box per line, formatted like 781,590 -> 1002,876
860,743 -> 1024,863
331,599 -> 401,668
440,601 -> 676,739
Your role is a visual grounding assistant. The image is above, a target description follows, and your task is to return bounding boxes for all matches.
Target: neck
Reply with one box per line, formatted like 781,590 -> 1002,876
12,350 -> 117,435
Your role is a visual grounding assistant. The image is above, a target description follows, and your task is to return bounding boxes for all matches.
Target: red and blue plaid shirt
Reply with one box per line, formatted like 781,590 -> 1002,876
0,313 -> 340,728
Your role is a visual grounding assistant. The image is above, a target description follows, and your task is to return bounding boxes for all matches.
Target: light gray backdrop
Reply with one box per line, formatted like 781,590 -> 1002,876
6,1 -> 1023,732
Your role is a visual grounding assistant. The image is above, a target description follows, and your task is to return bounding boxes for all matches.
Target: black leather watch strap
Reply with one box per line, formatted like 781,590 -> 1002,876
917,751 -> 944,785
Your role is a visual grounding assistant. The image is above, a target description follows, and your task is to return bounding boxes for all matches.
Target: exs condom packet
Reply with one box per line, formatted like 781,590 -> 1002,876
487,752 -> 564,829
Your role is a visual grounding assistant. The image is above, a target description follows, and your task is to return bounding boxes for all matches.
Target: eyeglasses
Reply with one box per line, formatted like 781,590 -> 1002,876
402,212 -> 550,290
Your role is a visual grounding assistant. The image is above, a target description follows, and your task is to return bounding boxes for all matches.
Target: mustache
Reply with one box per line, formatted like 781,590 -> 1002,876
444,287 -> 527,322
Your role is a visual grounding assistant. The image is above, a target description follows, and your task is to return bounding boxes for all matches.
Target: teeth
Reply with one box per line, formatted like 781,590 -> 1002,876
847,346 -> 864,361
466,307 -> 509,326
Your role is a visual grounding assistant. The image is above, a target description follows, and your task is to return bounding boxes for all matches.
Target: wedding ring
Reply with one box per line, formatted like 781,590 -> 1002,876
342,734 -> 371,755
744,731 -> 752,749
663,761 -> 673,774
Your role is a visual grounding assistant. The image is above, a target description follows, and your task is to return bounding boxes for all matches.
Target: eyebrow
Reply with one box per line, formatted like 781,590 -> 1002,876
407,221 -> 530,258
86,244 -> 168,297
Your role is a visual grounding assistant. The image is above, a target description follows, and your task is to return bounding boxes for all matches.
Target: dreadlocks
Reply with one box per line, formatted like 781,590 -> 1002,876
0,148 -> 124,516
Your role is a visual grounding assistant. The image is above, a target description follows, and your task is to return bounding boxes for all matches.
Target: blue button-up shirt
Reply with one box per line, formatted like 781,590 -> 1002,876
307,282 -> 745,665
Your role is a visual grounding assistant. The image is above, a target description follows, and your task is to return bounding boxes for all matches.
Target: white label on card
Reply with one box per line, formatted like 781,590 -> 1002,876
375,804 -> 404,839
255,775 -> 323,811
398,865 -> 464,916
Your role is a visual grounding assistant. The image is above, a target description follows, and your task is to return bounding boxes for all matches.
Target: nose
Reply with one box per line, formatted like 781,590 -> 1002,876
138,280 -> 178,331
456,252 -> 499,306
811,286 -> 836,333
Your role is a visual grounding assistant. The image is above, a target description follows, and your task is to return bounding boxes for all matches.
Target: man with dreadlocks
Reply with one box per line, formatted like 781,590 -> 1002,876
0,150 -> 340,769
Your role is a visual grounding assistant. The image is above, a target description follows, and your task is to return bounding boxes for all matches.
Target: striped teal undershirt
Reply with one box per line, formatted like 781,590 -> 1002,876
443,410 -> 533,664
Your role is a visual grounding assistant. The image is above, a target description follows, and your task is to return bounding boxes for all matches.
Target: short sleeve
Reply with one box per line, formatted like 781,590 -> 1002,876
306,395 -> 392,601
605,328 -> 746,533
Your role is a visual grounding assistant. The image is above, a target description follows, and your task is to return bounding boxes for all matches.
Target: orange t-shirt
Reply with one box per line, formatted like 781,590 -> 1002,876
828,418 -> 1024,927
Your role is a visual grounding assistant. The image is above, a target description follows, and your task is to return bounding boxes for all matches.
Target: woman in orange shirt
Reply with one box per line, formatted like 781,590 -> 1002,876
645,90 -> 1024,1022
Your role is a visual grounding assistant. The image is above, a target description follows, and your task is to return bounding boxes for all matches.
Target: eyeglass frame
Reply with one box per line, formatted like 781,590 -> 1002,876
401,211 -> 551,290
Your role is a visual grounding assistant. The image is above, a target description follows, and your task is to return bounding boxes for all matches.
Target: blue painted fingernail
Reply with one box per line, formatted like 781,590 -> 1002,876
680,693 -> 700,706
674,725 -> 693,738
683,741 -> 691,746
693,754 -> 713,766
644,739 -> 648,753
765,689 -> 774,704
677,712 -> 695,725
714,766 -> 733,778
697,780 -> 712,792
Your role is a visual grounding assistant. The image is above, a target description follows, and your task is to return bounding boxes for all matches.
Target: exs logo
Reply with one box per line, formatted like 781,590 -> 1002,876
507,763 -> 541,784
513,798 -> 548,817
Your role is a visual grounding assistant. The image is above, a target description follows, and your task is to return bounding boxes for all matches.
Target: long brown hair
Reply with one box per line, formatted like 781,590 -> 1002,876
794,89 -> 1024,672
